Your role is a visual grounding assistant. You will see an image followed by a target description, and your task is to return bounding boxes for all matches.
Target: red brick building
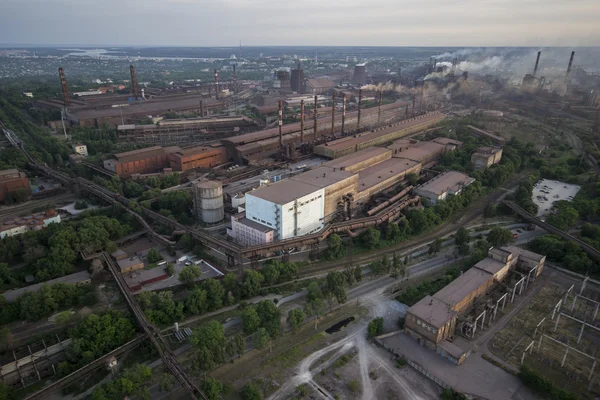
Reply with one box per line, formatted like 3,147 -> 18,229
103,146 -> 180,178
0,169 -> 31,203
169,145 -> 228,172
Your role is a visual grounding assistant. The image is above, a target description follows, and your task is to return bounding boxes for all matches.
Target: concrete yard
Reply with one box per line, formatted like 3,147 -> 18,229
532,179 -> 580,217
378,333 -> 537,400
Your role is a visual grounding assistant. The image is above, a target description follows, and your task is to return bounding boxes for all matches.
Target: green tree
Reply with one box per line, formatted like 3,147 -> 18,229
146,248 -> 162,263
254,327 -> 270,349
454,227 -> 470,246
242,307 -> 261,335
200,377 -> 224,400
287,309 -> 306,330
325,271 -> 347,304
406,172 -> 419,186
186,287 -> 208,315
386,222 -> 402,242
361,228 -> 381,249
326,234 -> 345,259
241,382 -> 263,400
367,317 -> 384,339
428,237 -> 443,255
240,270 -> 263,298
0,382 -> 13,400
348,379 -> 361,393
458,242 -> 471,256
487,227 -> 514,247
166,263 -> 175,276
483,202 -> 497,219
159,373 -> 175,392
190,321 -> 226,372
255,300 -> 281,338
261,263 -> 280,286
179,264 -> 202,285
0,327 -> 12,351
234,334 -> 245,357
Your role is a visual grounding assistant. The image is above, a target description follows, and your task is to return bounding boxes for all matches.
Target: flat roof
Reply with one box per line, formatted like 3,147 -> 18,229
114,146 -> 166,163
432,137 -> 463,146
117,256 -> 144,271
433,267 -> 493,308
320,112 -> 444,152
237,217 -> 274,233
323,147 -> 392,171
1,271 -> 91,302
124,267 -> 168,289
437,339 -> 469,359
393,141 -> 445,162
473,258 -> 507,275
358,158 -> 419,191
473,146 -> 502,156
407,295 -> 457,329
247,179 -> 321,205
291,166 -> 355,189
467,125 -> 505,143
501,245 -> 545,262
175,145 -> 224,157
416,171 -> 474,196
226,103 -> 400,145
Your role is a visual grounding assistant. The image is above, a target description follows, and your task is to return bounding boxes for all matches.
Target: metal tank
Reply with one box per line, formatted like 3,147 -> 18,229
194,180 -> 224,224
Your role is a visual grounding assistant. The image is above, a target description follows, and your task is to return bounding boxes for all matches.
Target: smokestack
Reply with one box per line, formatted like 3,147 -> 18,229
405,104 -> 409,119
341,93 -> 347,136
214,69 -> 220,99
419,81 -> 425,114
566,51 -> 575,76
233,64 -> 237,94
297,60 -> 302,94
331,91 -> 336,135
300,99 -> 305,143
199,100 -> 205,117
378,88 -> 383,124
313,95 -> 318,140
357,89 -> 362,130
533,51 -> 541,77
278,100 -> 283,148
58,67 -> 70,107
451,58 -> 457,73
130,64 -> 139,100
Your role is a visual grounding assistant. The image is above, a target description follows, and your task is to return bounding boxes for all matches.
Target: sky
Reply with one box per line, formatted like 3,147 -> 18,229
1,0 -> 599,47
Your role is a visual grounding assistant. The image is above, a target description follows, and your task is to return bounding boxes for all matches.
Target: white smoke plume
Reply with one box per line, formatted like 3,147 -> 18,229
360,81 -> 410,93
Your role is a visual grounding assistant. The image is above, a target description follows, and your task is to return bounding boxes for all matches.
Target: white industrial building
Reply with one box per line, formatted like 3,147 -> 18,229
414,171 -> 475,205
245,179 -> 325,240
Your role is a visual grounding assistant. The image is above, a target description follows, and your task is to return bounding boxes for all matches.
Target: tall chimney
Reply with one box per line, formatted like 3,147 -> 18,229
412,94 -> 416,116
300,99 -> 305,143
233,64 -> 237,94
130,64 -> 139,100
199,100 -> 205,117
566,51 -> 575,76
58,67 -> 70,107
313,95 -> 318,140
297,60 -> 302,94
533,51 -> 541,77
278,100 -> 283,148
214,69 -> 220,99
378,88 -> 383,124
357,89 -> 362,130
341,93 -> 347,136
331,91 -> 336,135
419,81 -> 425,114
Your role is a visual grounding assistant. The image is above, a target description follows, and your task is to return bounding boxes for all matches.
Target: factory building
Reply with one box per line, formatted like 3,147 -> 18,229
0,210 -> 61,239
290,68 -> 304,93
305,78 -> 335,95
290,167 -> 358,217
413,171 -> 475,205
245,180 -> 325,240
168,145 -> 228,172
471,146 -> 503,170
314,112 -> 446,159
229,212 -> 275,246
405,246 -> 546,364
356,158 -> 421,201
1,271 -> 92,303
467,125 -> 506,146
323,147 -> 392,173
0,169 -> 31,204
103,146 -> 179,178
72,144 -> 88,157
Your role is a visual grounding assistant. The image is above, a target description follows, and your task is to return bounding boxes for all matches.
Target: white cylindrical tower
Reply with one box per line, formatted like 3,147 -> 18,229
194,180 -> 224,224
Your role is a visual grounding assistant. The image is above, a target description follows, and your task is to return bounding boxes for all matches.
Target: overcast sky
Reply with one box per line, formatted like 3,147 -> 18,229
1,0 -> 599,47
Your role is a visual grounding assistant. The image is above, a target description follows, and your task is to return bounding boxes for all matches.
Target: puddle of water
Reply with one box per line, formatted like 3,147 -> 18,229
325,316 -> 355,334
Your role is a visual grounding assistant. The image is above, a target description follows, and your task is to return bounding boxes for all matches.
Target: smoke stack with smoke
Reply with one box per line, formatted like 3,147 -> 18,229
533,51 -> 541,77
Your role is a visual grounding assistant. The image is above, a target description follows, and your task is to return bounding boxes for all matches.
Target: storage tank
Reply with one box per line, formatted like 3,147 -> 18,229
193,180 -> 224,224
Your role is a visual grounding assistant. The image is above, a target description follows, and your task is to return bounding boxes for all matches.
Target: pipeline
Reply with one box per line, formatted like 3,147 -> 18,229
366,186 -> 413,216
